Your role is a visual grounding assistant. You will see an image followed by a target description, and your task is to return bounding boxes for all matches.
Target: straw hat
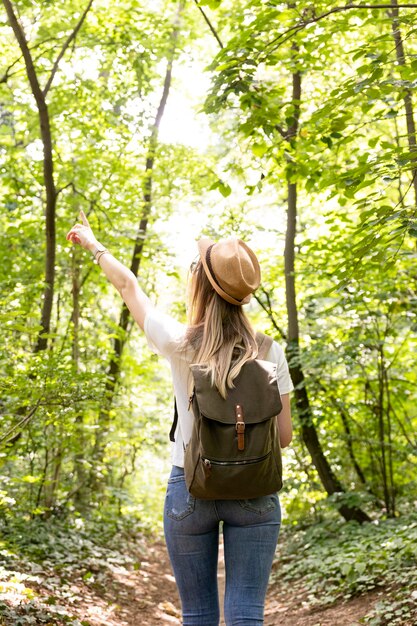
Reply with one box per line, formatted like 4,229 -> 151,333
198,236 -> 261,306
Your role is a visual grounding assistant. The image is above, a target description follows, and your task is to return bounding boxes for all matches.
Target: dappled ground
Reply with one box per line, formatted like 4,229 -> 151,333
2,534 -> 412,626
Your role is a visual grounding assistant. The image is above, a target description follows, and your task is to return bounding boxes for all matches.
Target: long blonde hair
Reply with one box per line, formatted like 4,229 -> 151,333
184,260 -> 258,398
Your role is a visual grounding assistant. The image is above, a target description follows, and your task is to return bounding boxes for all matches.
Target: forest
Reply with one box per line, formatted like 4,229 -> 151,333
0,0 -> 417,624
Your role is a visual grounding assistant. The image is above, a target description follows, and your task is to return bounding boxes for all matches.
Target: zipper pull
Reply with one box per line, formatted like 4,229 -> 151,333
202,458 -> 211,477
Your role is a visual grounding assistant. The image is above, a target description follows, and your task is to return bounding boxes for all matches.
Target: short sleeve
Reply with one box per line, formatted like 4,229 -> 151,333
144,308 -> 186,359
266,340 -> 294,395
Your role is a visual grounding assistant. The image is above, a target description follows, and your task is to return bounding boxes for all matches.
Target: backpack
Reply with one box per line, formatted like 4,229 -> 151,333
183,332 -> 283,500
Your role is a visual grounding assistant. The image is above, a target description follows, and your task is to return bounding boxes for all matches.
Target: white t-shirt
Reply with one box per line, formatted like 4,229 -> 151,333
144,308 -> 294,467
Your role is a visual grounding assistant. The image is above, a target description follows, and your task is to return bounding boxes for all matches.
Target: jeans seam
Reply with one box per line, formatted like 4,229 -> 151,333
168,475 -> 186,484
213,500 -> 221,522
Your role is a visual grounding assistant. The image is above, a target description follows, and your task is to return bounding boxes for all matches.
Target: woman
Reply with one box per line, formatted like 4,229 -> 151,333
67,211 -> 293,626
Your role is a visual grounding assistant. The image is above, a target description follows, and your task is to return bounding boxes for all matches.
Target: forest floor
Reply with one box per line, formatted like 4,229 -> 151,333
0,533 -> 395,626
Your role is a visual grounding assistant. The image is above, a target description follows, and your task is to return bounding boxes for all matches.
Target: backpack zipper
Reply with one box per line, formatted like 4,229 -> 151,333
202,451 -> 270,468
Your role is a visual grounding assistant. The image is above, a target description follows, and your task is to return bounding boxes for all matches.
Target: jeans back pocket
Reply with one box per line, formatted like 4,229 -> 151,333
166,475 -> 196,521
238,494 -> 279,516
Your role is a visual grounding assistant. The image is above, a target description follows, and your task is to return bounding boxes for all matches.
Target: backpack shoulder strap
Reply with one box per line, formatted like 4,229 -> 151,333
255,331 -> 274,360
170,333 -> 274,442
169,399 -> 178,443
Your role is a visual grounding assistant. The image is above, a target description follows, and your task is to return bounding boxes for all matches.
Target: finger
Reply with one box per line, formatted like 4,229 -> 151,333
66,227 -> 79,240
67,232 -> 80,244
80,210 -> 90,228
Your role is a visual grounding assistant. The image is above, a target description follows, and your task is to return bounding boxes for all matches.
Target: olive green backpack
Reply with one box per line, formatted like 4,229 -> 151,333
184,333 -> 283,500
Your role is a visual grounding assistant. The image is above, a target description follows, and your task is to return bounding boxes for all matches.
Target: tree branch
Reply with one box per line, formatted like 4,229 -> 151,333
42,0 -> 94,96
275,124 -> 289,140
194,0 -> 223,49
254,287 -> 287,340
2,0 -> 44,105
0,400 -> 42,446
0,54 -> 23,83
259,4 -> 417,60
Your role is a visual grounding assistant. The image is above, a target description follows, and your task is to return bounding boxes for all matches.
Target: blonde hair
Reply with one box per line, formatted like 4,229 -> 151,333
183,260 -> 258,398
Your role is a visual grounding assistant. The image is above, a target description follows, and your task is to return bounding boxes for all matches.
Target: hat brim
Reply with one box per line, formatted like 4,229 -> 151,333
197,238 -> 251,306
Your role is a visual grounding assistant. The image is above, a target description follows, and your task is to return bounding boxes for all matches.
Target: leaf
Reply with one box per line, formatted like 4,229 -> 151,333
21,475 -> 41,484
341,562 -> 352,576
251,143 -> 268,157
198,0 -> 222,8
218,181 -> 232,197
209,179 -> 231,197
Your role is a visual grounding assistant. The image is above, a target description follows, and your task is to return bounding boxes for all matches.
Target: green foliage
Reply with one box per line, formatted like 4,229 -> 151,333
365,595 -> 417,626
274,514 -> 417,613
199,0 -> 417,524
0,516 -> 147,625
0,0 -> 216,528
1,0 -> 417,581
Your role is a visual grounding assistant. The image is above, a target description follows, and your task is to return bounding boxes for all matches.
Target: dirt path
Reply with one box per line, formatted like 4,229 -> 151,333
2,533 -> 390,625
66,539 -> 380,626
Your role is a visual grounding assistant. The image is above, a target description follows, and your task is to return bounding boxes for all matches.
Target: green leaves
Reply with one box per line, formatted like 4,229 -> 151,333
1,0 -> 417,559
198,0 -> 222,8
209,178 -> 232,197
274,513 -> 417,609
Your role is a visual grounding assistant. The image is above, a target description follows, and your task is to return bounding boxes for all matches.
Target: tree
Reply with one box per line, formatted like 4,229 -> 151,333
2,0 -> 93,352
90,0 -> 186,481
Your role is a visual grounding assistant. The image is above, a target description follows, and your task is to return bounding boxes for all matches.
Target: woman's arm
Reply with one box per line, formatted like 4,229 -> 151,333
66,211 -> 153,331
277,394 -> 292,448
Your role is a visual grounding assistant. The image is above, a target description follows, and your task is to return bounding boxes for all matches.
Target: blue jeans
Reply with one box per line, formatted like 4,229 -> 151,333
164,465 -> 281,626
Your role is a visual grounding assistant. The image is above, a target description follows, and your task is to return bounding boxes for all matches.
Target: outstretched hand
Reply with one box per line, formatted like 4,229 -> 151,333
66,210 -> 99,251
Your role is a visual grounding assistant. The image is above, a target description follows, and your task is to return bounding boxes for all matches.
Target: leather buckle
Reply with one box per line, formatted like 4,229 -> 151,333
235,404 -> 245,451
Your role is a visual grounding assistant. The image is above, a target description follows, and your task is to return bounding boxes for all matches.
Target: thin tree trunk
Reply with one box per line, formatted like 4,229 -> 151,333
90,2 -> 184,478
376,348 -> 390,512
384,371 -> 396,516
377,345 -> 396,516
35,441 -> 50,512
389,0 -> 417,207
317,382 -> 368,487
2,0 -> 57,351
283,44 -> 370,523
3,0 -> 93,352
44,448 -> 64,514
70,246 -> 89,509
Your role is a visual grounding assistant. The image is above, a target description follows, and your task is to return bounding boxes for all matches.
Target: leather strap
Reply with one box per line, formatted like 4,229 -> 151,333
169,400 -> 178,443
235,404 -> 245,451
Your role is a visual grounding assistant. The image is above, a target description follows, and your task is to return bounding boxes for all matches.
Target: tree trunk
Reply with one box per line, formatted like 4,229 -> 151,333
389,0 -> 417,207
2,0 -> 57,352
89,2 -> 184,479
70,246 -> 89,510
376,345 -> 397,516
317,381 -> 368,488
3,0 -> 93,352
283,52 -> 370,523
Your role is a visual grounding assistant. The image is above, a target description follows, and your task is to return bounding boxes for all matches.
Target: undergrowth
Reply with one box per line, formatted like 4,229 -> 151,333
0,516 -> 146,625
273,513 -> 417,624
1,512 -> 417,625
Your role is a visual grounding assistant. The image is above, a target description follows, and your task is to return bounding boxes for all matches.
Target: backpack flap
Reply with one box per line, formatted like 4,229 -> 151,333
190,359 -> 282,424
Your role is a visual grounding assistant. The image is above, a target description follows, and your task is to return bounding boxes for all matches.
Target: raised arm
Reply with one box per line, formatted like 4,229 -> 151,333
66,211 -> 153,331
